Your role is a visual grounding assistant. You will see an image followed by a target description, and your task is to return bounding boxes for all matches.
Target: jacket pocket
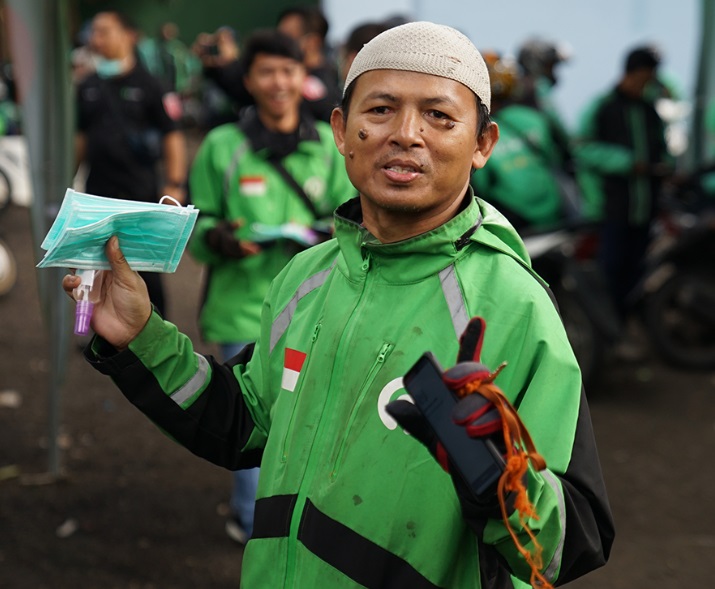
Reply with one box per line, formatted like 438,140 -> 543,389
280,322 -> 321,463
330,341 -> 393,479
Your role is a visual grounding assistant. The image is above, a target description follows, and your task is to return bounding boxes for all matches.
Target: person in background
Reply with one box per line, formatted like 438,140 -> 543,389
517,37 -> 573,171
192,26 -> 247,129
337,21 -> 389,84
0,62 -> 21,135
276,5 -> 341,122
187,29 -> 354,544
64,21 -> 613,587
193,6 -> 341,124
137,22 -> 202,97
472,51 -> 568,231
75,10 -> 187,318
575,45 -> 671,326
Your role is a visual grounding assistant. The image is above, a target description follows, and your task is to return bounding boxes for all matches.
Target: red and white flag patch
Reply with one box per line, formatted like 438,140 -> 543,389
240,176 -> 267,197
281,348 -> 307,392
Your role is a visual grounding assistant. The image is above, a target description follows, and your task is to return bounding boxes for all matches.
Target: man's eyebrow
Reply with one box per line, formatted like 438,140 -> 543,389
422,95 -> 460,109
362,92 -> 461,110
363,91 -> 399,103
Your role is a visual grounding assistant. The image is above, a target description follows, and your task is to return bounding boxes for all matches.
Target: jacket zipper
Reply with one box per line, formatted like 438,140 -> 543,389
330,341 -> 393,479
284,250 -> 372,587
280,322 -> 321,463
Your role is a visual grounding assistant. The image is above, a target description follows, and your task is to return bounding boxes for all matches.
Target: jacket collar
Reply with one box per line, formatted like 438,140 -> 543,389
332,186 -> 531,283
332,188 -> 481,283
239,106 -> 320,158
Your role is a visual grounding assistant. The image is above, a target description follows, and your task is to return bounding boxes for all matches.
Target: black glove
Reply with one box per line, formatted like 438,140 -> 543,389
204,220 -> 246,258
386,318 -> 509,522
391,318 -> 553,585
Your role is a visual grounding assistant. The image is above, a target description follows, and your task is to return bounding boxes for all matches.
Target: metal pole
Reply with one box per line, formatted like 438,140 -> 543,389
6,0 -> 74,476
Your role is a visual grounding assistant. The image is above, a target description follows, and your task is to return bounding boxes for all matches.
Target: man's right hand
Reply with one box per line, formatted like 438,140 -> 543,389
62,236 -> 152,350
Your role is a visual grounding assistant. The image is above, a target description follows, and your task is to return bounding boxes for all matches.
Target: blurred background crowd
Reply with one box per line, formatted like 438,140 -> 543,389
0,0 -> 712,428
0,3 -> 713,587
0,0 -> 713,429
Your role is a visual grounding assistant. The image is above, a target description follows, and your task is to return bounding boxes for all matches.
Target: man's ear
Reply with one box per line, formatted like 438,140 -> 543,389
471,122 -> 499,170
330,107 -> 347,156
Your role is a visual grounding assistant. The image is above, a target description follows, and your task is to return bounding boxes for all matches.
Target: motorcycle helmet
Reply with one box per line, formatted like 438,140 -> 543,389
482,50 -> 519,102
517,38 -> 570,83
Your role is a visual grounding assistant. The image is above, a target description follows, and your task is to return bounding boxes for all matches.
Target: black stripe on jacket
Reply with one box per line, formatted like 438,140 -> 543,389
85,339 -> 262,470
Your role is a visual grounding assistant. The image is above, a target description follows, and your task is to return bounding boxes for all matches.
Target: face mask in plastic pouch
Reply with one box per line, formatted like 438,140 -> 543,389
42,189 -> 189,251
37,190 -> 199,272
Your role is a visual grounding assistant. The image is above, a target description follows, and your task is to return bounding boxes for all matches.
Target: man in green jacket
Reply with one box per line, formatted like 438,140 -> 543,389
575,45 -> 670,321
472,52 -> 568,231
65,21 -> 613,588
187,29 -> 353,544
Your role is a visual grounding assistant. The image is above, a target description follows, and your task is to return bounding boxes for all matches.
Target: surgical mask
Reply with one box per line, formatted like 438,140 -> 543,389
38,189 -> 199,272
95,57 -> 126,78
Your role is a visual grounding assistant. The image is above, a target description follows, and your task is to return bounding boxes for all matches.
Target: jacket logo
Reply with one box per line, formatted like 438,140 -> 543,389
377,377 -> 413,430
281,348 -> 307,392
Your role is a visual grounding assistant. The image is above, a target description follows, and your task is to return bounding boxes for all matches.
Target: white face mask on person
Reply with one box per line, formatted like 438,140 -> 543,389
95,57 -> 128,78
37,189 -> 199,273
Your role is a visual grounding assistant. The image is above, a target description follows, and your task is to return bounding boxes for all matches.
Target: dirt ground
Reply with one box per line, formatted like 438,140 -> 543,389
0,201 -> 713,589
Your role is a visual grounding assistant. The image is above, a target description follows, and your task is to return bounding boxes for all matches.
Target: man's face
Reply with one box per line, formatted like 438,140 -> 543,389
277,14 -> 305,41
633,68 -> 657,94
90,13 -> 135,60
278,14 -> 315,57
331,69 -> 498,223
243,53 -> 306,120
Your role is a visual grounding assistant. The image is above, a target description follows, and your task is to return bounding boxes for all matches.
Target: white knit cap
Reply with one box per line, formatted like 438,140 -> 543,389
343,21 -> 491,112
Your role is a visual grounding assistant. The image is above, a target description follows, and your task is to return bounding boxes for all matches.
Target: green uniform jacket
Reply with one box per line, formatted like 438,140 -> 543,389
472,104 -> 564,230
87,192 -> 613,588
575,87 -> 669,224
188,113 -> 354,343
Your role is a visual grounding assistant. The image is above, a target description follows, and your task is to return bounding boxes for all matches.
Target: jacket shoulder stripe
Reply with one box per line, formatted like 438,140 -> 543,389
439,264 -> 469,339
269,262 -> 336,353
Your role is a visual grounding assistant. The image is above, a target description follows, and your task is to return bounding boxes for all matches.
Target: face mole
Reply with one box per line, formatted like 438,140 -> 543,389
445,121 -> 456,129
358,128 -> 369,140
349,151 -> 355,159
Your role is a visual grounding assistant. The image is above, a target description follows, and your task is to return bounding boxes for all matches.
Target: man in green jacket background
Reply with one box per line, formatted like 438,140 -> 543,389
187,29 -> 353,544
575,45 -> 671,322
65,21 -> 613,588
472,51 -> 569,232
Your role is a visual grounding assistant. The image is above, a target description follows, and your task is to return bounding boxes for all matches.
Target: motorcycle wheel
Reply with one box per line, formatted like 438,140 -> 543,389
0,237 -> 17,296
553,286 -> 605,390
643,270 -> 715,369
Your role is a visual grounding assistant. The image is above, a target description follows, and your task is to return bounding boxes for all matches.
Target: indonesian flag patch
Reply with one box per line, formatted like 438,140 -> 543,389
281,348 -> 307,392
240,176 -> 267,197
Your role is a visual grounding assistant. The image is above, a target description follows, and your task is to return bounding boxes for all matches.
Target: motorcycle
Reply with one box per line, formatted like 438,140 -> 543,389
634,176 -> 715,369
523,221 -> 621,390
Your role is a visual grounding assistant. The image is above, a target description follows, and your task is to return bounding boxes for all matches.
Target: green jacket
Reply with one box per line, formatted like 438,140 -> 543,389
575,87 -> 669,224
88,192 -> 613,588
472,104 -> 564,230
188,112 -> 354,343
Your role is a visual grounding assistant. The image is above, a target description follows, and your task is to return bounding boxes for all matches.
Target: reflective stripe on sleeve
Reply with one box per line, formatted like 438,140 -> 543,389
439,264 -> 469,339
542,470 -> 567,583
223,140 -> 249,197
269,263 -> 335,353
169,353 -> 210,407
